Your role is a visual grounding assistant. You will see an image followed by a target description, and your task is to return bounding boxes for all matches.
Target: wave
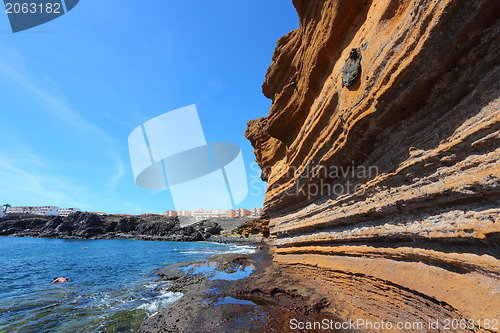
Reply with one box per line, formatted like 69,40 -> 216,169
136,290 -> 183,316
179,244 -> 256,255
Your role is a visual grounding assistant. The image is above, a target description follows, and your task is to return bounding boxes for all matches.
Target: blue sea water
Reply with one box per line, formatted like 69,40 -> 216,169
0,237 -> 255,333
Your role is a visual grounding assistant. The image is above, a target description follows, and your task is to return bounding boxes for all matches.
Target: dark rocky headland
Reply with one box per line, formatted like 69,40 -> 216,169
0,212 -> 241,242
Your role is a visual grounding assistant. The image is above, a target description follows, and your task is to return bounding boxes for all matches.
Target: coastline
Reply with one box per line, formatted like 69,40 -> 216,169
0,235 -> 264,332
139,245 -> 344,333
0,213 -> 255,243
1,213 -> 343,332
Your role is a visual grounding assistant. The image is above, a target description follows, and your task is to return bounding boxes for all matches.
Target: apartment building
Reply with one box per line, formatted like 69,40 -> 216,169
164,210 -> 178,217
59,208 -> 81,217
211,209 -> 236,218
6,205 -> 60,216
32,206 -> 60,215
235,208 -> 251,217
251,207 -> 264,217
164,208 -> 263,219
192,208 -> 214,219
177,210 -> 192,217
192,208 -> 235,219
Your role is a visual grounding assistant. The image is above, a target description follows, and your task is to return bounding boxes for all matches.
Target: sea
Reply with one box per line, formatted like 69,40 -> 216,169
0,237 -> 255,333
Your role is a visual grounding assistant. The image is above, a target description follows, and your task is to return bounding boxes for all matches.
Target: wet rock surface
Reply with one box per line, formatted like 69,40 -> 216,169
139,248 -> 345,333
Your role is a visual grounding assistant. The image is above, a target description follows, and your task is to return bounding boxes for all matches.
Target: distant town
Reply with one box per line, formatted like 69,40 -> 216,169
165,208 -> 263,219
0,205 -> 264,219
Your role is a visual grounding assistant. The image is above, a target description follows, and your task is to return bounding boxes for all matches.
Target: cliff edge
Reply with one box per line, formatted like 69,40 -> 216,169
246,0 -> 499,329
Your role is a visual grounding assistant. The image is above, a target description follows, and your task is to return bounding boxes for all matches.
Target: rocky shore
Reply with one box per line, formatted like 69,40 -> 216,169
3,0 -> 498,329
139,246 -> 345,333
0,212 -> 248,242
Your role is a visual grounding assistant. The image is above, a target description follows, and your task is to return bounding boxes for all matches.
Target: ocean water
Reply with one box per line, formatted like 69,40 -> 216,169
0,237 -> 255,333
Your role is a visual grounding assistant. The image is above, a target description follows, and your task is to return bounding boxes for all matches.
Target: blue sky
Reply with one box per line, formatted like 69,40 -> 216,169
0,1 -> 299,214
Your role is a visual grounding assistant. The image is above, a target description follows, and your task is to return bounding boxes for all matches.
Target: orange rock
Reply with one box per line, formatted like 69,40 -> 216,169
246,0 -> 500,329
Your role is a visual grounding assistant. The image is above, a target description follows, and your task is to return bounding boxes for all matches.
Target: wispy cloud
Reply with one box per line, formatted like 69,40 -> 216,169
0,148 -> 89,208
108,155 -> 126,191
0,41 -> 127,193
208,76 -> 224,92
196,76 -> 225,105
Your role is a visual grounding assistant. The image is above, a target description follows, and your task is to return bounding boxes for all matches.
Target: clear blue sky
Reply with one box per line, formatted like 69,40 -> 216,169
0,1 -> 299,214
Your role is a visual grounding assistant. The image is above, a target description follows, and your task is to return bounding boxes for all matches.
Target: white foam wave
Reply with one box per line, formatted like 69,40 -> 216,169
137,291 -> 183,316
179,244 -> 255,255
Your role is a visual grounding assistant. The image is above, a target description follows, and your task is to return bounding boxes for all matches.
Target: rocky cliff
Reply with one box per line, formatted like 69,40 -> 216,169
246,0 -> 499,329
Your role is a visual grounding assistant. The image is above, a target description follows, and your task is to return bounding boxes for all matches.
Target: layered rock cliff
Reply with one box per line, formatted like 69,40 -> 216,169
246,0 -> 500,329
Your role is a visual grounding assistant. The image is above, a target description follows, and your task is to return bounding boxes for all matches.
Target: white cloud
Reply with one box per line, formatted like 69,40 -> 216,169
108,155 -> 126,191
208,76 -> 224,92
0,41 -> 127,193
0,148 -> 89,208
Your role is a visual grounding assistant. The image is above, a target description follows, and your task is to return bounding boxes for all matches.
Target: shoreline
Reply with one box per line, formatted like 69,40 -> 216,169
0,236 -> 265,332
139,245 -> 343,333
0,213 -> 258,243
0,234 -> 262,245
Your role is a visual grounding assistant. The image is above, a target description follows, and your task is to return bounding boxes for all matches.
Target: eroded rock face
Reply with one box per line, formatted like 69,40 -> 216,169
246,0 -> 500,327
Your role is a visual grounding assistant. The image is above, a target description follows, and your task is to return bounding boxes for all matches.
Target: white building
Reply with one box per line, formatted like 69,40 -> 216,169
165,208 -> 259,219
178,210 -> 192,217
211,209 -> 235,218
192,208 -> 213,220
6,205 -> 60,216
0,207 -> 5,218
192,208 -> 235,219
59,208 -> 81,217
5,206 -> 23,214
87,211 -> 108,216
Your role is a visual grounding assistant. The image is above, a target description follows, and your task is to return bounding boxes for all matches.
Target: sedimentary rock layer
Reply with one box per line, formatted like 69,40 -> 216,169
246,0 -> 500,328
